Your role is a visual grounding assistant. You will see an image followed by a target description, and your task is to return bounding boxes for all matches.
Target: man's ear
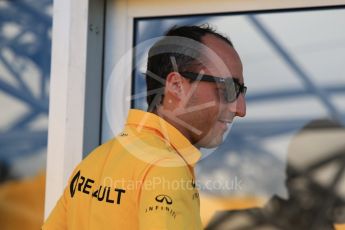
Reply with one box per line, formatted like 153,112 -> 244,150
165,72 -> 186,99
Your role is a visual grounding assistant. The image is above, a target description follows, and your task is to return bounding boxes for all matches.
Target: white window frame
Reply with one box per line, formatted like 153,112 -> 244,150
45,0 -> 105,217
45,0 -> 345,218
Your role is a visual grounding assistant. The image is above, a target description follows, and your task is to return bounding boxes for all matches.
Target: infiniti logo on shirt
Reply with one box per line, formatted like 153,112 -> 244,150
155,194 -> 173,205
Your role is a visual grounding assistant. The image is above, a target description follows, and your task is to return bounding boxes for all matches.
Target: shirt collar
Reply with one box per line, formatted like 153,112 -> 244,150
125,109 -> 201,166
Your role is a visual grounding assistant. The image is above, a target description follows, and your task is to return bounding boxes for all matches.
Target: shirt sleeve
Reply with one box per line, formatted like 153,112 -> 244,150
41,185 -> 69,230
42,167 -> 80,230
138,164 -> 198,230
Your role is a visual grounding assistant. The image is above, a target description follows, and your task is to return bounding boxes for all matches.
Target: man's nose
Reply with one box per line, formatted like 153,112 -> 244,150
228,94 -> 246,117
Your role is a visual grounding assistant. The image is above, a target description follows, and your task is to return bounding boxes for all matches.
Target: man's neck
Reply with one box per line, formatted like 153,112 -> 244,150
153,107 -> 195,146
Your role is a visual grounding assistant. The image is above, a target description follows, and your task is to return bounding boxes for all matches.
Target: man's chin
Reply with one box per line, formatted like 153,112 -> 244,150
196,136 -> 223,149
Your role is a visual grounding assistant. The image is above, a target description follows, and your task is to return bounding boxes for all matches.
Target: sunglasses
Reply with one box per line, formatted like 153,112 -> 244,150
180,72 -> 247,103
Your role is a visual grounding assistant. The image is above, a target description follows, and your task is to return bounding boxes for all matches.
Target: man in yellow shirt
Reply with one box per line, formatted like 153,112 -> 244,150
43,25 -> 247,229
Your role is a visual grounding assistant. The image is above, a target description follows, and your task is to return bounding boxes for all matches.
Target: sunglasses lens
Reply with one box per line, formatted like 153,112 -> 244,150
225,78 -> 237,102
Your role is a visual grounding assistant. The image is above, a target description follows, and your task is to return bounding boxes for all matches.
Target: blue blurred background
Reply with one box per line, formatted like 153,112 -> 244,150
0,1 -> 52,229
0,0 -> 52,181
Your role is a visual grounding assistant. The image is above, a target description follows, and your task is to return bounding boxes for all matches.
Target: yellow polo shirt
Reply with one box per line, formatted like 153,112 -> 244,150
43,109 -> 203,230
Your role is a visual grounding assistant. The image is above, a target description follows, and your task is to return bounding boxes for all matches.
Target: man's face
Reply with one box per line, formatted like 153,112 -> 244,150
179,34 -> 246,148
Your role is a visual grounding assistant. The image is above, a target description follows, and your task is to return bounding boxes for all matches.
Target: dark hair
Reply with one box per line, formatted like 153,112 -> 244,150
145,24 -> 233,112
